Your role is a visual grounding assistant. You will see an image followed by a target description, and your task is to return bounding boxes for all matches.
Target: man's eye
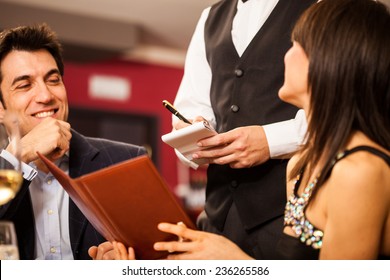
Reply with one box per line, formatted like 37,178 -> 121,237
48,77 -> 61,84
16,83 -> 31,89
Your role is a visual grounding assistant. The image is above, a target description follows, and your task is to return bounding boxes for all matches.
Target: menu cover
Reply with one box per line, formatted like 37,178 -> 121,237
37,153 -> 196,260
161,121 -> 217,169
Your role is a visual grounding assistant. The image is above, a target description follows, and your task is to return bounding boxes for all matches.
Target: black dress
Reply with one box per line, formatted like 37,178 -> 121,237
275,146 -> 390,260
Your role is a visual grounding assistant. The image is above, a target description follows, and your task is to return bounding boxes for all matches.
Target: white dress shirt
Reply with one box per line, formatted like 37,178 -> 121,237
29,156 -> 73,260
0,149 -> 73,259
173,0 -> 307,158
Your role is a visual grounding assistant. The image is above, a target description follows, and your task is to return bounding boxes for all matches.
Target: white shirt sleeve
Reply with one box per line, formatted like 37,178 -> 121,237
0,149 -> 38,180
263,109 -> 307,158
173,0 -> 306,164
173,7 -> 216,130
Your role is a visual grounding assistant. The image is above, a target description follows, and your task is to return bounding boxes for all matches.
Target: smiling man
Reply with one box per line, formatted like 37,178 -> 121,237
0,24 -> 147,259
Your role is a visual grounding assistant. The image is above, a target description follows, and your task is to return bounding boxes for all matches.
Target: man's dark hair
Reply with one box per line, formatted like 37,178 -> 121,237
0,23 -> 64,104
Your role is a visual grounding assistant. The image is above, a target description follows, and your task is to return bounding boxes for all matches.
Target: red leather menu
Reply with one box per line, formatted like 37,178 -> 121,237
37,153 -> 195,260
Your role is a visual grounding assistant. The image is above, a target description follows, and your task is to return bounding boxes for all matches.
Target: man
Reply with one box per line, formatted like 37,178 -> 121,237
0,23 -> 146,259
172,0 -> 315,259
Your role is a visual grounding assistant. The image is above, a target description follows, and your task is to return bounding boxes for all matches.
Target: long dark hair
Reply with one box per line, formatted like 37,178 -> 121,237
290,0 -> 390,185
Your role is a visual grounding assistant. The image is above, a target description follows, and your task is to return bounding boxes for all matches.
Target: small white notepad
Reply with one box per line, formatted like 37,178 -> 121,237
161,121 -> 217,169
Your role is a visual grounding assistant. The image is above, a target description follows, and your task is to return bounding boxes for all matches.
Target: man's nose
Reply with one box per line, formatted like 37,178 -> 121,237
34,82 -> 53,103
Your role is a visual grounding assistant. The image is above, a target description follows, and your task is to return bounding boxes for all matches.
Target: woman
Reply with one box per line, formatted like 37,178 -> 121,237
113,0 -> 390,260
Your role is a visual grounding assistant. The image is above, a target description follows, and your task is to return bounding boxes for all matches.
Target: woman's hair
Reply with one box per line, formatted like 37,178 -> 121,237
290,0 -> 390,184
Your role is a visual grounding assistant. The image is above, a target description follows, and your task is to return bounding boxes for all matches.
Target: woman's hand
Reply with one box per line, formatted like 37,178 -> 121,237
153,222 -> 253,260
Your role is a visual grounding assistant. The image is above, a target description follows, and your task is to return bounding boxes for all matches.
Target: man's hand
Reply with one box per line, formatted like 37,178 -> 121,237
88,241 -> 116,260
15,117 -> 71,164
193,125 -> 270,168
173,116 -> 206,130
112,241 -> 136,260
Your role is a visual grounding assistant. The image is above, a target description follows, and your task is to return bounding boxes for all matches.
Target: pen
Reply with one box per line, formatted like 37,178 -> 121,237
162,100 -> 192,124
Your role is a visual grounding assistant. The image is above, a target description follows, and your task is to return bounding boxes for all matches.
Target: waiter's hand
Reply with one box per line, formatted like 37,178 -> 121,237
193,125 -> 270,168
173,116 -> 206,130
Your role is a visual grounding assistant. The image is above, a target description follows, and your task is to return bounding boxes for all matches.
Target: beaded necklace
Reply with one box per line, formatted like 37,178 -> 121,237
284,171 -> 324,249
284,146 -> 390,251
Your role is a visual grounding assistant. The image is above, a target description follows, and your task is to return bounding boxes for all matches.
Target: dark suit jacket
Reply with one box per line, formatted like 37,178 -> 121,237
0,129 -> 146,259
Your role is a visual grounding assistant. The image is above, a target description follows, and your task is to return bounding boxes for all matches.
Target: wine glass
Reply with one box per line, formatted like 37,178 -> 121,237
0,111 -> 23,205
0,221 -> 19,260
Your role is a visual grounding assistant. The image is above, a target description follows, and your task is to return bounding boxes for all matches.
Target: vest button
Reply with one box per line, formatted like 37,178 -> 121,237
231,180 -> 239,188
230,104 -> 240,113
235,68 -> 244,77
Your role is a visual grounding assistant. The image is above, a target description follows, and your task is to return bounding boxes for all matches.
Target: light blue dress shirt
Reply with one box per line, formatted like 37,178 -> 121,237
0,149 -> 73,259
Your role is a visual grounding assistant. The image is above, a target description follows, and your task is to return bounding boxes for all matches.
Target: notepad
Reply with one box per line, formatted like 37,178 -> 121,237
37,153 -> 196,260
161,121 -> 217,169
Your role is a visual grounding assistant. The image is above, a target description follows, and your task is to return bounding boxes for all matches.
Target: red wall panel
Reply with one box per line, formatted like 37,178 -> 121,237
64,59 -> 183,190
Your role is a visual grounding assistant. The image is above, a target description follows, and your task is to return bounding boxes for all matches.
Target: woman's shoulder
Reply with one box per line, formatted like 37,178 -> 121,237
328,143 -> 390,200
287,152 -> 302,175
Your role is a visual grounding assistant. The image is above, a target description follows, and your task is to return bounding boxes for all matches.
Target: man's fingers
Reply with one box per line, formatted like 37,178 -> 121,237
88,246 -> 98,260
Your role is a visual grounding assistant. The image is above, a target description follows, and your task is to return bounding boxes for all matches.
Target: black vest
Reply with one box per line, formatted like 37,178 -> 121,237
204,0 -> 315,231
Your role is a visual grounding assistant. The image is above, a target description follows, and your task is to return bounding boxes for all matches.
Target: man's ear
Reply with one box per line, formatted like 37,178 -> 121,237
0,102 -> 4,124
0,94 -> 7,109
